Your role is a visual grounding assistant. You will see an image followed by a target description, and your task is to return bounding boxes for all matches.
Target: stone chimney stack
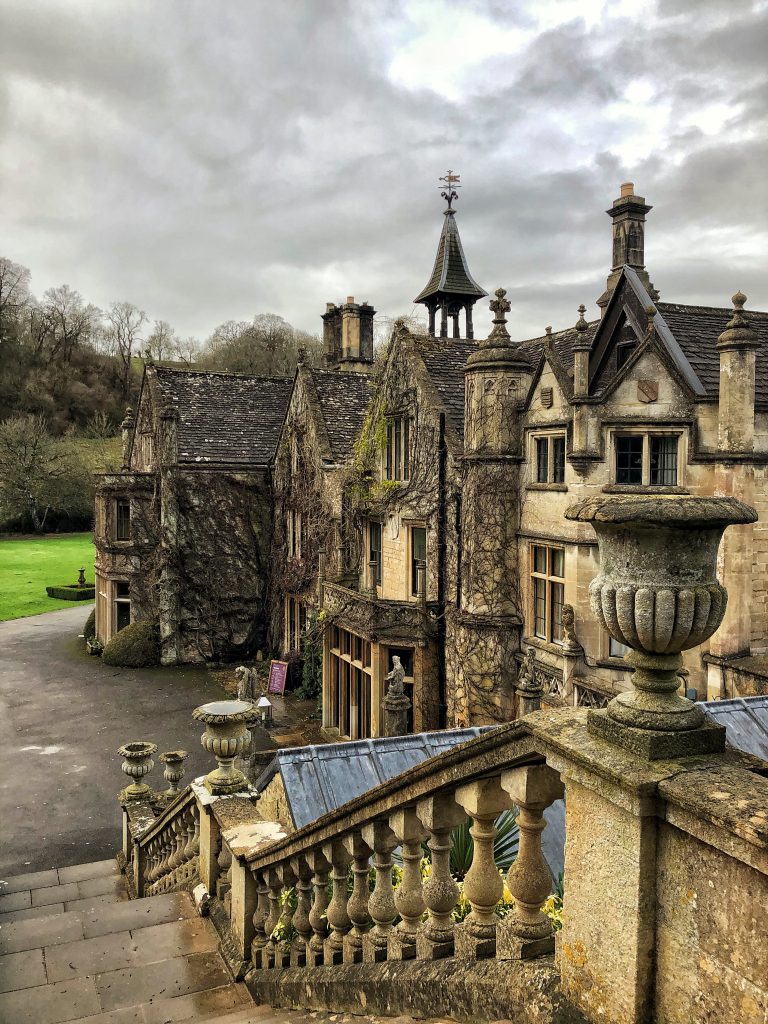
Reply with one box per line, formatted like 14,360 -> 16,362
120,406 -> 135,469
717,291 -> 758,454
322,297 -> 375,371
597,183 -> 657,314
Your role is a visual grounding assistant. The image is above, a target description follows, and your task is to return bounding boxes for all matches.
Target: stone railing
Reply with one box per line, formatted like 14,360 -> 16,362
322,580 -> 437,645
138,789 -> 200,897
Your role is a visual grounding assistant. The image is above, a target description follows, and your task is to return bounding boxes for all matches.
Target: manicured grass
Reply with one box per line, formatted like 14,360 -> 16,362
0,533 -> 95,622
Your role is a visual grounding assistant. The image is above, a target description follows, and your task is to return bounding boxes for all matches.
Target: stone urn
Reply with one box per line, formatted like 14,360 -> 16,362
192,700 -> 254,795
565,494 -> 756,749
118,741 -> 157,800
158,749 -> 188,798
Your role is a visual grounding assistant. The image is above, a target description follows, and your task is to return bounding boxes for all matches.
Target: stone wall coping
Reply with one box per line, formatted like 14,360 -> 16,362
221,818 -> 288,859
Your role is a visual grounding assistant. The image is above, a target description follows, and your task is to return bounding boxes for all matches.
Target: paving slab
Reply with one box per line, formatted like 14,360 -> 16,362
0,945 -> 47,993
82,892 -> 196,939
0,907 -> 85,955
58,860 -> 120,885
0,889 -> 31,914
0,868 -> 59,893
0,606 -> 229,875
0,974 -> 101,1024
0,900 -> 66,923
127,916 -> 218,958
45,930 -> 139,983
77,875 -> 127,899
68,1008 -> 144,1024
66,891 -> 130,913
32,881 -> 80,907
140,982 -> 251,1023
95,950 -> 231,1011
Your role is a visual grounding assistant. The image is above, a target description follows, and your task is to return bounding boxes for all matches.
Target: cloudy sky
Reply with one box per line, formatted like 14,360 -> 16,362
1,0 -> 766,343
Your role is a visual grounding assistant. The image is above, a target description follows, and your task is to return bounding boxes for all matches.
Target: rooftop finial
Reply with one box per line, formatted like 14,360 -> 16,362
487,287 -> 511,342
718,291 -> 758,349
576,304 -> 589,332
439,169 -> 461,211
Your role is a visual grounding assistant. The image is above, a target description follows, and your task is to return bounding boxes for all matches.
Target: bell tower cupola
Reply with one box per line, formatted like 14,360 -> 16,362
414,171 -> 487,339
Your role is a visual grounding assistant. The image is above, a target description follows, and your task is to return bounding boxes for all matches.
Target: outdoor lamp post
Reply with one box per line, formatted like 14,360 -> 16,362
257,695 -> 273,726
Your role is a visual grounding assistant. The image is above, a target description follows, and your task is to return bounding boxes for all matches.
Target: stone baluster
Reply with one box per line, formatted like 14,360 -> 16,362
322,839 -> 352,965
262,867 -> 284,968
290,856 -> 314,967
274,863 -> 297,967
389,808 -> 428,960
415,793 -> 467,959
497,764 -> 564,959
217,841 -> 232,903
183,808 -> 197,862
361,820 -> 398,962
307,849 -> 331,966
145,838 -> 159,885
454,777 -> 514,959
250,870 -> 270,967
191,814 -> 200,856
343,832 -> 372,963
170,817 -> 186,871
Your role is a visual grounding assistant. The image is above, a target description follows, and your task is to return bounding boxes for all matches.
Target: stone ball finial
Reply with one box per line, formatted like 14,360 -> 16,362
718,290 -> 758,350
545,326 -> 552,336
575,304 -> 588,332
297,345 -> 307,365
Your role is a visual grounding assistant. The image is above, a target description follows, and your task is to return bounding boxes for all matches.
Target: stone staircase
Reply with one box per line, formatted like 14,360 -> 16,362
0,858 -> 448,1024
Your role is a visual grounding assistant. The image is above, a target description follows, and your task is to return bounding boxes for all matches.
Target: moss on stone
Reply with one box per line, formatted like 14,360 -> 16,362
102,620 -> 160,667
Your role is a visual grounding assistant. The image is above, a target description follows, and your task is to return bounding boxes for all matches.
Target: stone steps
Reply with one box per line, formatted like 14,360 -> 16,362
0,859 -> 456,1024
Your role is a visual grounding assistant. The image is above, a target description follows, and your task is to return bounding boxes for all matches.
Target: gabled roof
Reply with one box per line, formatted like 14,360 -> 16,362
519,322 -> 599,402
414,210 -> 487,304
658,301 -> 768,405
152,366 -> 292,466
414,335 -> 476,440
307,367 -> 374,462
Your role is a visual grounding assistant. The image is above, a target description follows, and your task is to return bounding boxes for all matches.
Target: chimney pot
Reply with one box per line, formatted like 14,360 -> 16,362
346,295 -> 355,304
620,182 -> 634,198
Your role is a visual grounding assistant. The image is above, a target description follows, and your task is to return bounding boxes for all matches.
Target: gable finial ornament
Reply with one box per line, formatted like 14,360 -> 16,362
718,291 -> 758,350
575,304 -> 589,333
487,287 -> 512,342
438,169 -> 461,211
545,326 -> 552,337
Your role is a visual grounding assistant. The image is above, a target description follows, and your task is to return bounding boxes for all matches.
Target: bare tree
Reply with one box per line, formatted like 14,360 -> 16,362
145,319 -> 176,362
41,285 -> 100,362
105,301 -> 148,393
0,415 -> 90,531
172,335 -> 200,366
200,313 -> 322,375
0,257 -> 31,342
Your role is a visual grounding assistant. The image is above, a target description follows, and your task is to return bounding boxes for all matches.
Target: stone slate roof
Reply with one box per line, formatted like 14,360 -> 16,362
309,368 -> 374,462
414,210 -> 487,303
255,726 -> 565,881
416,336 -> 476,440
520,322 -> 599,397
153,367 -> 293,466
657,302 -> 768,405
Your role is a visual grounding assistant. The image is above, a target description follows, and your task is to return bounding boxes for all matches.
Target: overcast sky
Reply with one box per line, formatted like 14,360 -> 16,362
1,0 -> 766,343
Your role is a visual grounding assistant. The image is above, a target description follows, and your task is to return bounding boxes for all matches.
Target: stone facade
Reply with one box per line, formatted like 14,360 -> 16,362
94,366 -> 292,664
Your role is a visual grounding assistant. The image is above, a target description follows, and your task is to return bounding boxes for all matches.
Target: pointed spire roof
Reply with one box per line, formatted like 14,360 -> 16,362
414,208 -> 487,304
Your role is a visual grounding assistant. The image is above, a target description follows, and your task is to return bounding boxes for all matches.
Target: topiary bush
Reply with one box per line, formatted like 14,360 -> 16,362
83,609 -> 96,640
102,620 -> 160,668
46,584 -> 95,601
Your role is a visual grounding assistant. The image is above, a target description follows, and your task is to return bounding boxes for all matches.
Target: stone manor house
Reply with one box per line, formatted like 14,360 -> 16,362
94,183 -> 768,738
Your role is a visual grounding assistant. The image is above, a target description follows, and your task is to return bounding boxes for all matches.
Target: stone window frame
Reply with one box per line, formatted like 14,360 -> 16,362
383,414 -> 412,482
115,498 -> 131,542
113,579 -> 131,634
327,624 -> 374,740
287,509 -> 303,559
531,431 -> 567,486
284,594 -> 307,654
530,543 -> 566,645
610,428 -> 684,488
407,522 -> 427,599
368,519 -> 383,587
139,432 -> 153,469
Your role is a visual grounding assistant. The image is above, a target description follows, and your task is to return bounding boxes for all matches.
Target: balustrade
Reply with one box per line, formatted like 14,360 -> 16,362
323,839 -> 352,965
290,856 -> 313,967
306,849 -> 331,966
361,820 -> 398,963
416,792 -> 467,959
389,808 -> 427,960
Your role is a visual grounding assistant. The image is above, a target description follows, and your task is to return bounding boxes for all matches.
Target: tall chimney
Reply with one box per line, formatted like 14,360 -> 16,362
597,183 -> 657,314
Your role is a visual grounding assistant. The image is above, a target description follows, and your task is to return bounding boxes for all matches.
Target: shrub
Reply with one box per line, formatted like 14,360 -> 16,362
45,584 -> 95,601
102,620 -> 160,667
83,609 -> 96,640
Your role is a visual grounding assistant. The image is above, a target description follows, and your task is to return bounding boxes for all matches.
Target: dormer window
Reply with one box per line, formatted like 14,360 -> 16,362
616,341 -> 637,371
385,415 -> 411,481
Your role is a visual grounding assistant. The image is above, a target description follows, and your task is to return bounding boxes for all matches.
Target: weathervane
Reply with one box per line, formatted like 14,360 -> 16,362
439,169 -> 461,210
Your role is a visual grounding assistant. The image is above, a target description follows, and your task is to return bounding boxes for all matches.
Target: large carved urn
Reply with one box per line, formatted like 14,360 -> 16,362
193,699 -> 253,795
565,495 -> 756,741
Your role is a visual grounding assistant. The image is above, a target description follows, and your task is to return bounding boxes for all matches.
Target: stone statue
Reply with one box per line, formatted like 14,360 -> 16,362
235,665 -> 258,702
384,655 -> 405,697
517,647 -> 536,690
516,647 -> 543,716
561,603 -> 581,654
383,656 -> 410,737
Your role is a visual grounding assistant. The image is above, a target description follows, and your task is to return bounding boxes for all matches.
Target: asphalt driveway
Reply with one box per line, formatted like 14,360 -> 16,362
0,606 -> 240,875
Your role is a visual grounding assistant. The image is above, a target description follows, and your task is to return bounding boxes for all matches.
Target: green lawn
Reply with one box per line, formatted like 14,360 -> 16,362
0,533 -> 95,622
